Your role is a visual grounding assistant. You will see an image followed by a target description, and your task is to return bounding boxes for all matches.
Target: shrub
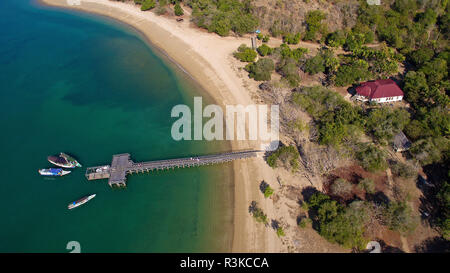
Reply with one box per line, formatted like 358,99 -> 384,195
419,57 -> 448,87
140,0 -> 156,11
330,178 -> 353,197
319,208 -> 368,250
231,14 -> 259,36
298,221 -> 307,228
174,2 -> 184,16
307,193 -> 368,250
304,48 -> 339,75
351,45 -> 402,78
358,178 -> 375,194
269,20 -> 283,37
208,13 -> 231,36
275,43 -> 293,59
292,47 -> 308,61
253,209 -> 268,224
245,58 -> 275,81
390,161 -> 416,179
266,145 -> 300,171
344,32 -> 365,51
304,10 -> 327,41
292,85 -> 364,147
249,202 -> 268,225
351,23 -> 375,44
264,186 -> 274,198
366,107 -> 410,143
417,8 -> 438,27
304,55 -> 325,74
276,227 -> 285,237
403,71 -> 430,108
410,137 -> 449,165
326,30 -> 346,48
233,44 -> 257,62
392,0 -> 417,16
283,33 -> 301,44
408,47 -> 434,67
404,120 -> 426,141
257,44 -> 272,56
334,59 -> 371,86
288,119 -> 309,132
279,58 -> 301,87
298,217 -> 311,228
436,181 -> 450,240
156,5 -> 167,15
384,201 -> 418,235
318,122 -> 348,146
356,143 -> 387,172
190,0 -> 258,36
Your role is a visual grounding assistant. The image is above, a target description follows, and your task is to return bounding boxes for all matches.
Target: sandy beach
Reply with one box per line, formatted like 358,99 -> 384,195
39,0 -> 286,252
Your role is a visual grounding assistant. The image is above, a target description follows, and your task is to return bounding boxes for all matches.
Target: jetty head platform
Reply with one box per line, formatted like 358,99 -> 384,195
85,150 -> 261,187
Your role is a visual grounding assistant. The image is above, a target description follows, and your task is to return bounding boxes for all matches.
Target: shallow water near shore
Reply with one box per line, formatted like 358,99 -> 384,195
0,0 -> 233,252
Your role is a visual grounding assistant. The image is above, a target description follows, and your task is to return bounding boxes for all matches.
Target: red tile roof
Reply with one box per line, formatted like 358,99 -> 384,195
356,79 -> 404,99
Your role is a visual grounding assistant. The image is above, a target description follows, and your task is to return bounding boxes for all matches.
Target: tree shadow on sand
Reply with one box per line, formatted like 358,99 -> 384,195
271,219 -> 280,230
259,180 -> 269,194
301,186 -> 320,230
371,240 -> 404,253
365,191 -> 390,206
301,186 -> 319,202
414,236 -> 450,253
248,201 -> 257,214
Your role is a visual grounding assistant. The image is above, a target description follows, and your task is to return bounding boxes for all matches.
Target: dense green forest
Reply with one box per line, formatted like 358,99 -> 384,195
305,192 -> 417,250
186,0 -> 258,36
130,0 -> 259,35
231,0 -> 449,247
232,0 -> 449,171
127,0 -> 448,249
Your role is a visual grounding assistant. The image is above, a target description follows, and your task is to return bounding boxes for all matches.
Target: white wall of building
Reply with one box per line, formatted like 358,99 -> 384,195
371,96 -> 403,103
355,95 -> 403,103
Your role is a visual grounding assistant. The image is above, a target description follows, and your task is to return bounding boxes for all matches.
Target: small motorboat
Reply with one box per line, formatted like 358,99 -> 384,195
60,153 -> 82,168
39,168 -> 71,176
68,194 -> 96,210
48,155 -> 74,168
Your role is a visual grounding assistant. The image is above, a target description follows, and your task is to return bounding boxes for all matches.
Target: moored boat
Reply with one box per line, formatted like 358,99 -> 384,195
68,194 -> 96,210
39,168 -> 71,176
96,166 -> 109,172
60,152 -> 82,168
48,155 -> 75,168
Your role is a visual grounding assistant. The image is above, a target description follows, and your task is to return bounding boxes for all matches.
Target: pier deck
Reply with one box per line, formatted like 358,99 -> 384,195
85,150 -> 261,187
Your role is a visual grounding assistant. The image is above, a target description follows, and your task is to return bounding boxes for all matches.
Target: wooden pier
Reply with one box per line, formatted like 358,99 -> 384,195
85,150 -> 261,187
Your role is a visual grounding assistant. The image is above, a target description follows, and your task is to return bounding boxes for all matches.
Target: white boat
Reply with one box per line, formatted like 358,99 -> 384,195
68,194 -> 96,210
96,166 -> 109,173
38,168 -> 71,176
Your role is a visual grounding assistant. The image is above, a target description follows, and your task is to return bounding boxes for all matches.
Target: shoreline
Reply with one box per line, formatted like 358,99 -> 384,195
39,0 -> 275,252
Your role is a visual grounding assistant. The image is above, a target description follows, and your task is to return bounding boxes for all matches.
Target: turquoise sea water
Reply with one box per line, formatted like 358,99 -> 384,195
0,0 -> 233,252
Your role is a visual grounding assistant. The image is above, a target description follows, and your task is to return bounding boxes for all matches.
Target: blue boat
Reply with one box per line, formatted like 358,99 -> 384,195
38,168 -> 71,176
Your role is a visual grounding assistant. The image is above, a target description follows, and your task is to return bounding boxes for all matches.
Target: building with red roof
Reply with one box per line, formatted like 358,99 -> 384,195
355,79 -> 404,103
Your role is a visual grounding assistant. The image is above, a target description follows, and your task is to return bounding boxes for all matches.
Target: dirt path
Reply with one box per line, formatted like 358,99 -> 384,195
400,236 -> 411,253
